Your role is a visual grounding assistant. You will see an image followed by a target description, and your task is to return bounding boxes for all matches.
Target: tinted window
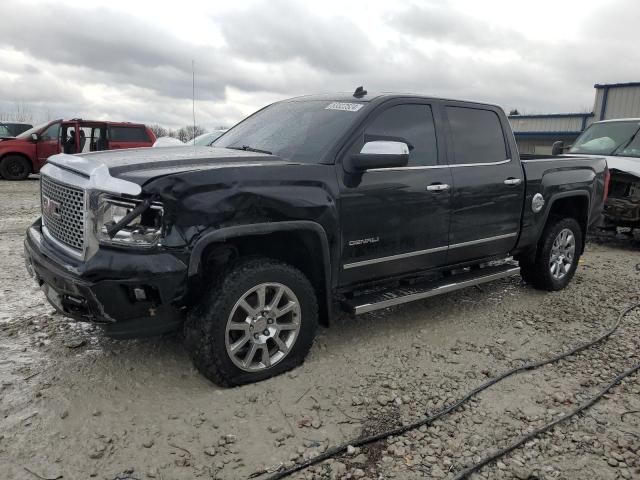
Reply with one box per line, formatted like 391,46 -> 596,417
361,104 -> 438,166
214,100 -> 364,163
40,123 -> 60,141
447,107 -> 507,164
109,126 -> 149,142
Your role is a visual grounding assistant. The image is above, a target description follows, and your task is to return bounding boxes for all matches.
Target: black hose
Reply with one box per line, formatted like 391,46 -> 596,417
452,361 -> 640,479
262,300 -> 640,480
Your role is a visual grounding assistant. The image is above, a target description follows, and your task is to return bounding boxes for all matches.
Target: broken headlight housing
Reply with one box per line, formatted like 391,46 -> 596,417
96,194 -> 164,247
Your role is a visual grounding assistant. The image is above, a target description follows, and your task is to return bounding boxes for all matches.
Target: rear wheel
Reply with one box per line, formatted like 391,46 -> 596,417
0,155 -> 31,180
184,257 -> 318,386
519,217 -> 582,291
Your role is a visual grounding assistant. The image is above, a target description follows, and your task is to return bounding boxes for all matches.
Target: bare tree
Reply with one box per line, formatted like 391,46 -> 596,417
148,124 -> 168,138
148,124 -> 184,139
177,125 -> 206,142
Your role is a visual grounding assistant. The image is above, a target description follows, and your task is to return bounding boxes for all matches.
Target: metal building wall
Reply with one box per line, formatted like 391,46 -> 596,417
593,83 -> 640,121
509,115 -> 584,133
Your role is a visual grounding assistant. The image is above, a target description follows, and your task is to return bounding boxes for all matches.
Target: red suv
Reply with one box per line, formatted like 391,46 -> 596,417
0,119 -> 156,180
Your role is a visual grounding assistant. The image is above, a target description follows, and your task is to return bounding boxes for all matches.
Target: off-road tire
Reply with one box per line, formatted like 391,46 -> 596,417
184,257 -> 318,387
0,155 -> 31,180
519,216 -> 583,291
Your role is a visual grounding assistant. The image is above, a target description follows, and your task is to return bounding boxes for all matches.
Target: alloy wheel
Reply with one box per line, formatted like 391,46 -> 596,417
225,283 -> 301,372
549,228 -> 575,280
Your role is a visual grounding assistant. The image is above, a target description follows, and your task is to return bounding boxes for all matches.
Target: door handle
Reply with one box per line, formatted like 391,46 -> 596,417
504,178 -> 522,186
427,183 -> 450,192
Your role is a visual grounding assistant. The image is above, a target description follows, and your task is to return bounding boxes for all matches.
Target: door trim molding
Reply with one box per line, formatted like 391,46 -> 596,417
342,232 -> 518,269
369,159 -> 511,172
343,245 -> 448,269
448,232 -> 518,250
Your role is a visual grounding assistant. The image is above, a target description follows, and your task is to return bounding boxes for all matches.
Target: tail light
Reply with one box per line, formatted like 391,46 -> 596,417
603,168 -> 611,201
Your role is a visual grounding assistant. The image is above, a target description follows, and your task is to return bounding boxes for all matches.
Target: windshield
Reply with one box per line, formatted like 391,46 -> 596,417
213,100 -> 366,163
0,124 -> 11,137
16,121 -> 53,139
569,121 -> 640,157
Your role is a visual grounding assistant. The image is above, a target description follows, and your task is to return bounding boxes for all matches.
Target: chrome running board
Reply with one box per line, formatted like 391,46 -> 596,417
342,265 -> 521,315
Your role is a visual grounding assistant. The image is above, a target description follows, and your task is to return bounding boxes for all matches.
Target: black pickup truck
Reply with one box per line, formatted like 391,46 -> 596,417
24,90 -> 608,386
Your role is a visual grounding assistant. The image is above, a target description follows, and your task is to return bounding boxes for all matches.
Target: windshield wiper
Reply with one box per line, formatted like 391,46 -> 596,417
227,145 -> 272,155
609,126 -> 640,156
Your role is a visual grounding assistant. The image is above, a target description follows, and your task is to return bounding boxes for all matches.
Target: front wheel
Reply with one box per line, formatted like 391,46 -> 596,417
519,217 -> 583,291
184,257 -> 318,386
0,155 -> 31,180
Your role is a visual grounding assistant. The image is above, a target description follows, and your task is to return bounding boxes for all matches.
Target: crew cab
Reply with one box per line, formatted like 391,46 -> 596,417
552,118 -> 640,230
24,90 -> 607,386
0,119 -> 155,180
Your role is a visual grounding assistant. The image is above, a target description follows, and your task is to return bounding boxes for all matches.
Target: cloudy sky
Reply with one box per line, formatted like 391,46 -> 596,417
0,0 -> 638,129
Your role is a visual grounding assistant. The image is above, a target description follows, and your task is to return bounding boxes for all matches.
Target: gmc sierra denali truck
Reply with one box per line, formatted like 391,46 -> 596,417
24,90 -> 608,386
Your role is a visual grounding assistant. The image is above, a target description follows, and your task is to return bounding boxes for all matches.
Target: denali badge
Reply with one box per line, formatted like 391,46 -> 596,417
348,237 -> 379,246
42,196 -> 61,218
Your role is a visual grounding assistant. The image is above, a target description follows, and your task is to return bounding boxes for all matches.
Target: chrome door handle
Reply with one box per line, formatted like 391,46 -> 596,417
427,183 -> 450,192
504,178 -> 522,185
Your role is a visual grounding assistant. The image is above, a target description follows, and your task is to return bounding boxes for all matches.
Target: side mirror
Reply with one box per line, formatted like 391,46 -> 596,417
551,140 -> 564,156
31,133 -> 40,142
347,141 -> 409,172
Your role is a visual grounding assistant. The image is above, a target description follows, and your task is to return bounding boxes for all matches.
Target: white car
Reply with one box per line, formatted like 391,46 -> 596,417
152,136 -> 185,147
191,130 -> 228,146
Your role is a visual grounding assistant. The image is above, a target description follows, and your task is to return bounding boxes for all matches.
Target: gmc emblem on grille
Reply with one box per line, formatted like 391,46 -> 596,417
42,196 -> 61,218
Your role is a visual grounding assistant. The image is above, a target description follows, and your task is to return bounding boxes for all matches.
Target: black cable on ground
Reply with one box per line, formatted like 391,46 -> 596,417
452,361 -> 640,479
262,300 -> 640,480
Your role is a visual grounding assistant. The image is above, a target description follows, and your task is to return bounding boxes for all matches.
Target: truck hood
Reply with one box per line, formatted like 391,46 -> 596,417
564,153 -> 640,178
0,136 -> 24,143
602,155 -> 640,178
43,146 -> 296,195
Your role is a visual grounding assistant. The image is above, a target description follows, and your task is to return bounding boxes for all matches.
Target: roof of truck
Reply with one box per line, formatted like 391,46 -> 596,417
284,91 -> 501,109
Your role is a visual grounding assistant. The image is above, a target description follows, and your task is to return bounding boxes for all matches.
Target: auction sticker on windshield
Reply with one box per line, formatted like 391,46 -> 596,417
325,102 -> 364,112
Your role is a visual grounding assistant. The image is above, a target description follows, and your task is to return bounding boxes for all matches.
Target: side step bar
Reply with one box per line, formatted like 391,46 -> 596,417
342,265 -> 521,315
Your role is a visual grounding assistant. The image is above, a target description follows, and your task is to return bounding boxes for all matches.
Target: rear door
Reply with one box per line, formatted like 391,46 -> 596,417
338,99 -> 453,285
443,103 -> 524,263
108,125 -> 151,150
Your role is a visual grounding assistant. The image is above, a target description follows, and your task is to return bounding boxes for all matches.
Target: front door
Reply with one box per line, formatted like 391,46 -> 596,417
35,121 -> 61,169
443,103 -> 525,264
338,100 -> 452,285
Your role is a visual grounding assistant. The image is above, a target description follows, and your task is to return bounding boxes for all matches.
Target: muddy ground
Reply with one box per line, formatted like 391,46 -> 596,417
0,178 -> 639,480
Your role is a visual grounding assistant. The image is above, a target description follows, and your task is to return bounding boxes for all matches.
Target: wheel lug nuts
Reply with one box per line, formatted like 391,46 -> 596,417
253,333 -> 259,340
263,329 -> 269,336
267,318 -> 274,324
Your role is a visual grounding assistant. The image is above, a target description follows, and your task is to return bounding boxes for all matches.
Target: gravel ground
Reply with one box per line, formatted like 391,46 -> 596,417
1,178 -> 639,480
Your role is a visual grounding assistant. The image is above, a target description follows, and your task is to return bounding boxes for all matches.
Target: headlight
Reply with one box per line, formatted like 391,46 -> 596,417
96,194 -> 164,247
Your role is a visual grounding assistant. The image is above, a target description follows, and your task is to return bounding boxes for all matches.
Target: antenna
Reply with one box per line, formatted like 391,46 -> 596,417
192,59 -> 196,145
353,86 -> 367,98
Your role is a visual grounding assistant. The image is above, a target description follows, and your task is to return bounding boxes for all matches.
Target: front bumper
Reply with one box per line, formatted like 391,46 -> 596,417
24,219 -> 189,338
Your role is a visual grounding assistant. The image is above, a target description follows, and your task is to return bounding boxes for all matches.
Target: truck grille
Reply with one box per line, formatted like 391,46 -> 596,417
40,175 -> 85,252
